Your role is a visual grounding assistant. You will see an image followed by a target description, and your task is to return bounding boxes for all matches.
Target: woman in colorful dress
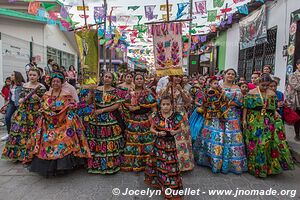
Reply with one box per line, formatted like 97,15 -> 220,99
25,72 -> 91,177
121,73 -> 157,172
145,95 -> 184,200
189,88 -> 205,142
221,69 -> 247,174
85,72 -> 124,174
3,71 -> 25,141
193,77 -> 226,172
117,72 -> 134,128
269,79 -> 284,119
160,76 -> 194,172
243,73 -> 294,178
2,68 -> 46,161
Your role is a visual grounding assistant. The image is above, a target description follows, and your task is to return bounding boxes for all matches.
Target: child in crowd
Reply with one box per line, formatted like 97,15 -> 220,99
269,79 -> 285,119
145,95 -> 184,200
0,77 -> 11,126
238,81 -> 249,98
1,77 -> 11,103
193,77 -> 227,172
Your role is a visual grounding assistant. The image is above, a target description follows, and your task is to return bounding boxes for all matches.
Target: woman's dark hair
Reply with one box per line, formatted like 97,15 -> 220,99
270,79 -> 278,86
125,72 -> 133,78
103,72 -> 116,86
160,95 -> 172,102
69,65 -> 75,71
28,67 -> 41,77
263,65 -> 272,73
13,71 -> 25,86
296,59 -> 300,65
50,71 -> 65,84
224,68 -> 237,77
47,59 -> 54,64
134,73 -> 145,80
238,81 -> 248,87
259,73 -> 272,83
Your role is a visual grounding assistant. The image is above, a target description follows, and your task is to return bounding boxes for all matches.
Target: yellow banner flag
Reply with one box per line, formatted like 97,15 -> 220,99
77,6 -> 89,11
75,30 -> 98,85
160,4 -> 172,11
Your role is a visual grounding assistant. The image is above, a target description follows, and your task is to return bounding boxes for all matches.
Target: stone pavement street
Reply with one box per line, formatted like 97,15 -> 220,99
0,127 -> 300,200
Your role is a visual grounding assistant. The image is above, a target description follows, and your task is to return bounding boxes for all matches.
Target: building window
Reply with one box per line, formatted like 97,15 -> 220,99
238,27 -> 277,81
47,46 -> 75,69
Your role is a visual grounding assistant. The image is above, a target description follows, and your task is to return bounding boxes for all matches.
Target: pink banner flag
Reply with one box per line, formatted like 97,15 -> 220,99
48,11 -> 58,20
144,5 -> 156,20
195,1 -> 207,15
233,0 -> 245,3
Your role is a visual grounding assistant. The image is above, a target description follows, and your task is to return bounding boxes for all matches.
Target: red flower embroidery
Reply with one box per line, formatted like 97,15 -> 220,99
278,131 -> 286,140
271,149 -> 279,158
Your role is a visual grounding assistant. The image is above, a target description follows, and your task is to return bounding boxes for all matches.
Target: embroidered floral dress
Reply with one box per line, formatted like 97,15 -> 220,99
222,87 -> 247,174
193,88 -> 226,173
145,111 -> 184,200
166,88 -> 194,172
2,86 -> 46,161
77,89 -> 94,130
121,89 -> 156,172
86,88 -> 125,174
189,90 -> 205,142
244,94 -> 294,178
25,93 -> 91,176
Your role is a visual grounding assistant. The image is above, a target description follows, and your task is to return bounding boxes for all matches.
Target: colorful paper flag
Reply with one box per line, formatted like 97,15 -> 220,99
118,16 -> 130,24
94,6 -> 106,22
207,10 -> 217,22
107,16 -> 117,22
162,14 -> 172,21
213,0 -> 225,8
128,6 -> 140,11
135,15 -> 143,24
41,3 -> 56,11
160,4 -> 172,12
28,1 -> 40,15
47,19 -> 56,25
144,5 -> 156,20
48,11 -> 58,20
195,1 -> 207,15
221,7 -> 232,13
79,14 -> 89,19
233,0 -> 246,3
37,9 -> 45,18
176,3 -> 189,19
60,6 -> 68,19
200,35 -> 207,42
237,5 -> 249,15
77,6 -> 89,11
227,13 -> 233,24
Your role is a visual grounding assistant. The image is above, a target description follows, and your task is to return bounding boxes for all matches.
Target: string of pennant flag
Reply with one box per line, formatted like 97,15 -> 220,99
8,0 -> 266,37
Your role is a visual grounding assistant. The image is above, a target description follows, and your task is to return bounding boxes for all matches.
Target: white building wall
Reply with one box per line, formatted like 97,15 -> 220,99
44,25 -> 77,56
0,17 -> 78,78
223,0 -> 299,91
225,23 -> 240,71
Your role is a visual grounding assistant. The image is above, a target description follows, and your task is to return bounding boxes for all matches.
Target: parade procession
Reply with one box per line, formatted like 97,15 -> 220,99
0,0 -> 300,199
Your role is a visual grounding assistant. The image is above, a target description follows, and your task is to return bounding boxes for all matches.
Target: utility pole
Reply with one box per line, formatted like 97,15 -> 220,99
187,0 -> 193,76
103,0 -> 107,72
82,0 -> 88,27
109,8 -> 113,71
166,0 -> 170,21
